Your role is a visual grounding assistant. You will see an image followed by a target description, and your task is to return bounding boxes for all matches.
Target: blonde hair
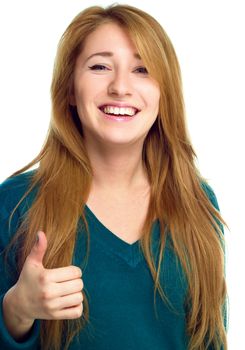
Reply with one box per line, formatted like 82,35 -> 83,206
7,4 -> 227,349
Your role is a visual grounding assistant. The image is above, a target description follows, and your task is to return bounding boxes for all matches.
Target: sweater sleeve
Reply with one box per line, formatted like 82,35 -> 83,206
0,174 -> 40,349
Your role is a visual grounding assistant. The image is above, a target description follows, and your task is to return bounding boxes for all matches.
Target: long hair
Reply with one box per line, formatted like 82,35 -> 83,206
6,4 -> 227,349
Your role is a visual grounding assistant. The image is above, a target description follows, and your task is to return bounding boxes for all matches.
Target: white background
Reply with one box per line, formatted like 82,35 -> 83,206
0,1 -> 244,348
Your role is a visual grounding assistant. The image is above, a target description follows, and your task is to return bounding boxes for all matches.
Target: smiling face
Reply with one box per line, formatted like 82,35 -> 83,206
70,21 -> 160,149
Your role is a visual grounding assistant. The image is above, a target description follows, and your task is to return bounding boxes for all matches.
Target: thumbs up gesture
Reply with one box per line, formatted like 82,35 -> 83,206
3,231 -> 84,339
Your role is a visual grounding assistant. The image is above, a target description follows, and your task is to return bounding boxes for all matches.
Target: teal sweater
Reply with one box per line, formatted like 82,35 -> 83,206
0,171 -> 223,349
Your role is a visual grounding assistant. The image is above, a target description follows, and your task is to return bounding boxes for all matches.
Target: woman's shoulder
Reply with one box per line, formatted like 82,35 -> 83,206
200,180 -> 220,211
0,169 -> 37,220
0,169 -> 36,198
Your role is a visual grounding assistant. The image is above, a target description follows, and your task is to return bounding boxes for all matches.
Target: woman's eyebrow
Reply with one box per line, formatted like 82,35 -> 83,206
84,51 -> 141,63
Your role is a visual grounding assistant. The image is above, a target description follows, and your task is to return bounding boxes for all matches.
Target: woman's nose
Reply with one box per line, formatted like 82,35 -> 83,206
108,71 -> 132,97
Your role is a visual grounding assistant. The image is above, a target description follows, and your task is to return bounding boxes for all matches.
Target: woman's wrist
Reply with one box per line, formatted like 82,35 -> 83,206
3,286 -> 35,341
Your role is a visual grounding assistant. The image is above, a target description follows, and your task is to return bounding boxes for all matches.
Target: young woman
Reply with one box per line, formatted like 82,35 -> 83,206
0,4 -> 227,350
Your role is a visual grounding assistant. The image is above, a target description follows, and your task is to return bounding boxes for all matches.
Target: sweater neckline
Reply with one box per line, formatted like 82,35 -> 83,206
84,204 -> 159,267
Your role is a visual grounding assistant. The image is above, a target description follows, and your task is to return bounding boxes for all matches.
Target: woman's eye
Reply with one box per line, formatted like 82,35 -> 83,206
89,64 -> 108,71
88,65 -> 148,74
135,66 -> 148,74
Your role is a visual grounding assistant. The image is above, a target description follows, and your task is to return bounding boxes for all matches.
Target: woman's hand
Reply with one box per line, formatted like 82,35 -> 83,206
3,231 -> 84,339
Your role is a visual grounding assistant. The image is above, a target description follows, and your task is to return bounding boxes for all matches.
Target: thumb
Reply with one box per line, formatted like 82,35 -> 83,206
27,230 -> 48,266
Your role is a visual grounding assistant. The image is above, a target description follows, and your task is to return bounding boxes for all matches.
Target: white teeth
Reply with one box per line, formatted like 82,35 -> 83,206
101,106 -> 137,116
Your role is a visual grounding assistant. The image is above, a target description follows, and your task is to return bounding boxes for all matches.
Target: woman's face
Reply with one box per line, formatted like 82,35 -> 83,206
70,22 -> 160,148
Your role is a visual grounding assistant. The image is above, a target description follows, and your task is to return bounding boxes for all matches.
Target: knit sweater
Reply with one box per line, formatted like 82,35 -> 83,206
0,170 -> 224,349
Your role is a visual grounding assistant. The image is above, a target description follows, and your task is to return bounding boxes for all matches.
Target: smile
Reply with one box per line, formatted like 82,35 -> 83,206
99,105 -> 139,117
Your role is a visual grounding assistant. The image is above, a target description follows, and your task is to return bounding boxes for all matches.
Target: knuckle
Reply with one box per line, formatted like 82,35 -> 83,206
43,301 -> 55,316
72,266 -> 82,277
39,271 -> 49,285
42,302 -> 51,314
77,292 -> 84,303
40,289 -> 51,301
78,279 -> 84,290
42,297 -> 51,309
74,304 -> 83,318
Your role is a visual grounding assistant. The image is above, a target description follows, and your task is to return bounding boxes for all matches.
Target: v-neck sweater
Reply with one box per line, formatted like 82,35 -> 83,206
0,170 -> 223,349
